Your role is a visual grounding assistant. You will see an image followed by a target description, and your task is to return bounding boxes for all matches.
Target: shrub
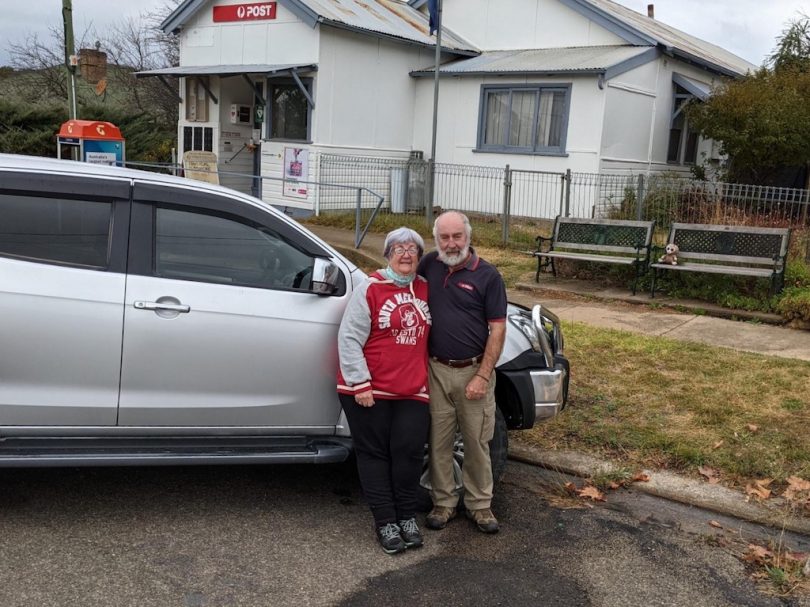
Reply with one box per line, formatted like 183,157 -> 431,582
776,287 -> 810,325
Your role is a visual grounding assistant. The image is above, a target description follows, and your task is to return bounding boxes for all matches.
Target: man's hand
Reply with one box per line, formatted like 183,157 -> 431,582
465,374 -> 489,400
355,389 -> 375,407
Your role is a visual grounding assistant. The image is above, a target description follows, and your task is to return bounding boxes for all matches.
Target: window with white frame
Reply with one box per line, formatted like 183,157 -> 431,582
667,84 -> 699,165
477,84 -> 571,154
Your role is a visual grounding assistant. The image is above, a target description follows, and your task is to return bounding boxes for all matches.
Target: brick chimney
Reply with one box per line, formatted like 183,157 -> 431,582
647,4 -> 654,18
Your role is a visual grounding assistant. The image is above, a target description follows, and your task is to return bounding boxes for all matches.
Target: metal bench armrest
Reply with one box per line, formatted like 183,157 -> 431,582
535,235 -> 553,253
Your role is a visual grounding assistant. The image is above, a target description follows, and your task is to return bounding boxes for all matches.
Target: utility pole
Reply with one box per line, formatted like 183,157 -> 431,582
62,0 -> 78,121
426,0 -> 443,228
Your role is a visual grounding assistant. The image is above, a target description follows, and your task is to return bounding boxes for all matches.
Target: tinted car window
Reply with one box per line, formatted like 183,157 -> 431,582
0,193 -> 111,268
155,206 -> 316,290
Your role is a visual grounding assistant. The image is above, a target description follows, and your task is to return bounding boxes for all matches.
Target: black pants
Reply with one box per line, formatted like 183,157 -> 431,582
339,394 -> 430,527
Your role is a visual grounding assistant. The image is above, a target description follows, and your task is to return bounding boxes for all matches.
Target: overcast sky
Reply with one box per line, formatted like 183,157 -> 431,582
0,0 -> 806,68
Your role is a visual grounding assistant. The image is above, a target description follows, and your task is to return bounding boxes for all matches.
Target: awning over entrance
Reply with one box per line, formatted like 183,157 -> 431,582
134,63 -> 317,78
672,72 -> 712,101
134,63 -> 318,108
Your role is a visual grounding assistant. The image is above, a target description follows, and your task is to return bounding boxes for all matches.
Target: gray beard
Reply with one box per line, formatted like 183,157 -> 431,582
437,245 -> 470,267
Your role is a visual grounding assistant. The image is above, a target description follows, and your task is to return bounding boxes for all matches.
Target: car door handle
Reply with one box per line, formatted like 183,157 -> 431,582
134,301 -> 191,313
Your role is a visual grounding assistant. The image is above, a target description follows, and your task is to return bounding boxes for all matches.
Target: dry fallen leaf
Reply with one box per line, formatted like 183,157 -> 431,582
607,481 -> 621,490
712,440 -> 724,450
631,472 -> 650,483
743,544 -> 773,564
564,482 -> 578,494
577,485 -> 606,502
708,520 -> 723,529
784,476 -> 810,502
698,465 -> 720,484
745,479 -> 773,501
746,423 -> 759,432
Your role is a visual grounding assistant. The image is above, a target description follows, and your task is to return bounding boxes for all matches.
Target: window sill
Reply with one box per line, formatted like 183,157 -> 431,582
472,148 -> 569,157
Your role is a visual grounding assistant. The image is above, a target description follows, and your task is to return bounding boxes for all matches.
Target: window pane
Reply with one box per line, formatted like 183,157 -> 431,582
155,207 -> 314,290
483,91 -> 508,146
684,129 -> 699,164
271,84 -> 308,140
0,194 -> 111,267
537,90 -> 566,149
508,90 -> 536,147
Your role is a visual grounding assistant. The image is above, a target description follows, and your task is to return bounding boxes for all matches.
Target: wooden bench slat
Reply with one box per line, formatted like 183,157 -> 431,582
650,263 -> 774,278
541,251 -> 637,264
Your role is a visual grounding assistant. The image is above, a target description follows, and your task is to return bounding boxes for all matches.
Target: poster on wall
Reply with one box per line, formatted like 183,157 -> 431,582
283,147 -> 309,199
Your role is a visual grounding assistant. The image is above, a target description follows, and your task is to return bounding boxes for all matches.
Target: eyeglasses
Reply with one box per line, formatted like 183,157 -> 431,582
392,245 -> 419,256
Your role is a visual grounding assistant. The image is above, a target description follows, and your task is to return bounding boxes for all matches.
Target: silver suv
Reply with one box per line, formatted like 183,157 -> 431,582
0,154 -> 567,478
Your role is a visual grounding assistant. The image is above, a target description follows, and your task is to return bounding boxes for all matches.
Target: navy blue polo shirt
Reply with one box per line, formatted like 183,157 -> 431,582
417,248 -> 507,360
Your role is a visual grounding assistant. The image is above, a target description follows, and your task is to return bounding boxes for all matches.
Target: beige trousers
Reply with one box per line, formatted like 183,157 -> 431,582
428,359 -> 496,510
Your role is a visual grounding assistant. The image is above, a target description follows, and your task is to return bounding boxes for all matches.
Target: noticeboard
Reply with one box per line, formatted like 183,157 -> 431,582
283,147 -> 308,199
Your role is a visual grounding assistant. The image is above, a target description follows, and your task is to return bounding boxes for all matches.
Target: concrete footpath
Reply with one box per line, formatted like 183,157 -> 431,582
307,223 -> 810,535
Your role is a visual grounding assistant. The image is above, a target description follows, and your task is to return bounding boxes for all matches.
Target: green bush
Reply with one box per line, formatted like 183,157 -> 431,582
776,287 -> 810,323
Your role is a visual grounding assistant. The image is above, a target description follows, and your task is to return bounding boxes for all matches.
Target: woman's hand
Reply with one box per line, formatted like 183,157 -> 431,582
355,389 -> 375,407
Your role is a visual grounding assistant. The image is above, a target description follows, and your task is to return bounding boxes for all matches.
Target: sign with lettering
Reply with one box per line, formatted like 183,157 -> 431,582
213,2 -> 277,22
283,147 -> 308,199
183,151 -> 220,185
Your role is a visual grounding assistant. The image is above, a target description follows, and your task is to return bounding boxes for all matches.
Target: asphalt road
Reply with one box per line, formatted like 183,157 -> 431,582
0,460 -> 806,607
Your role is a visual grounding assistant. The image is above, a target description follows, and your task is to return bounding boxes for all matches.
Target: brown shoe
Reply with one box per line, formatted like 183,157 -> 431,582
466,508 -> 499,533
426,506 -> 457,530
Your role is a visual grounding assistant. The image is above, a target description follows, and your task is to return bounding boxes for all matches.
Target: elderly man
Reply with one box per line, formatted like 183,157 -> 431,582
417,211 -> 507,534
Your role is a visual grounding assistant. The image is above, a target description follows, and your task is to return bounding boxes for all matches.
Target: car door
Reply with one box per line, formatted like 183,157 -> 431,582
0,170 -> 130,426
117,181 -> 348,429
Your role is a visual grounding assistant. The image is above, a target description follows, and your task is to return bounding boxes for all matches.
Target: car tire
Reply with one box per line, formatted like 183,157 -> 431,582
417,407 -> 509,512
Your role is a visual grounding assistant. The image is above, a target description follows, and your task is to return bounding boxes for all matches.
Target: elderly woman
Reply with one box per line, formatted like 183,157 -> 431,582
337,227 -> 432,555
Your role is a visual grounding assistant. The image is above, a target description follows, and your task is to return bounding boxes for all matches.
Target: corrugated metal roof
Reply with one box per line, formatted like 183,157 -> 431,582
411,45 -> 651,76
581,0 -> 757,76
160,0 -> 478,55
297,0 -> 477,53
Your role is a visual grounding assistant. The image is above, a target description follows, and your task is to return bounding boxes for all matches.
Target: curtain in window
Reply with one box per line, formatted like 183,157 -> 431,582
484,91 -> 509,146
537,90 -> 566,149
508,90 -> 536,148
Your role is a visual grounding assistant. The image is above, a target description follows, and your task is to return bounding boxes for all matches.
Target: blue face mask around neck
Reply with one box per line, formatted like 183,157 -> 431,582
384,265 -> 415,287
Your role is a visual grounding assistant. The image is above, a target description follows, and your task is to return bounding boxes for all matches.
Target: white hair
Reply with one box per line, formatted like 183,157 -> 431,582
382,227 -> 425,259
432,211 -> 472,241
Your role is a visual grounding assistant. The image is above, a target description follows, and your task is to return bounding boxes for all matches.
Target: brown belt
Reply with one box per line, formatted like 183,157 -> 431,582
431,354 -> 483,368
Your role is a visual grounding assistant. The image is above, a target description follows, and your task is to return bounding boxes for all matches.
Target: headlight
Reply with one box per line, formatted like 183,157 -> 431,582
509,311 -> 542,352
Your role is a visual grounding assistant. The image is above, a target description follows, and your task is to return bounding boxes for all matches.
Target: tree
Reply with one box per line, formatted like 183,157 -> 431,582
768,13 -> 810,72
688,14 -> 810,187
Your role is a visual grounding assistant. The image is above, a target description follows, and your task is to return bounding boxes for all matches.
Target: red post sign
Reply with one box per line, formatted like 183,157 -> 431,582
213,2 -> 277,22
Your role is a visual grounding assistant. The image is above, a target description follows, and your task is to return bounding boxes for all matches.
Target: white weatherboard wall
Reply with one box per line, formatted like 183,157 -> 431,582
178,0 -> 319,66
441,0 -> 625,49
259,28 -> 434,209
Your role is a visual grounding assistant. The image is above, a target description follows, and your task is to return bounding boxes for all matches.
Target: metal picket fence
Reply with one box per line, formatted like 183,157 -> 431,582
318,154 -> 810,246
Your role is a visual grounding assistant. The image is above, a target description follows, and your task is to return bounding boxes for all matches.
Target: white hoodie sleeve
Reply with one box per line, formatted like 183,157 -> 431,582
337,280 -> 373,386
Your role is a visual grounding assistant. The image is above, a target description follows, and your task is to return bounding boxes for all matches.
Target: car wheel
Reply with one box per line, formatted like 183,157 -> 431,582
417,407 -> 508,512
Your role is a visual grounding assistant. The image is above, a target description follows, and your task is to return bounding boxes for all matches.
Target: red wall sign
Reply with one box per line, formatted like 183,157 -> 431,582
213,2 -> 277,22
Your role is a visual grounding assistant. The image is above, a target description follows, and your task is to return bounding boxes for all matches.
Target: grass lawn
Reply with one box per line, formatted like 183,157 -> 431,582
513,322 -> 810,493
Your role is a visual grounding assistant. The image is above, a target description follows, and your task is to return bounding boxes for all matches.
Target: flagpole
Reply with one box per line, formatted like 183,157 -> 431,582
427,0 -> 442,227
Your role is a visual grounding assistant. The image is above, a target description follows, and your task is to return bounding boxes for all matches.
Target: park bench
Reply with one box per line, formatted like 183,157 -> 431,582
532,216 -> 655,295
650,223 -> 791,298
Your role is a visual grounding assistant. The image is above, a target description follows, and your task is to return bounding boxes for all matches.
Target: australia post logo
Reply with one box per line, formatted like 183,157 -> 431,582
213,2 -> 277,22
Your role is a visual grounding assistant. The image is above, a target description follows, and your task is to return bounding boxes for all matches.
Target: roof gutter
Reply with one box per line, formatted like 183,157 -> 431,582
660,45 -> 744,79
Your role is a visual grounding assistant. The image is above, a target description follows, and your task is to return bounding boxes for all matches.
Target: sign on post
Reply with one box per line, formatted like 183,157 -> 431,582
183,151 -> 219,184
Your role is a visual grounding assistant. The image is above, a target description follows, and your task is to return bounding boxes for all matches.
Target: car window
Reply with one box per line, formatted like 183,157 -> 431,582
154,206 -> 316,290
0,193 -> 111,268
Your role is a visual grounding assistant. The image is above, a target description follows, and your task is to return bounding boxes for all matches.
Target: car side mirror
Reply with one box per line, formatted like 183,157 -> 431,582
311,258 -> 341,295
